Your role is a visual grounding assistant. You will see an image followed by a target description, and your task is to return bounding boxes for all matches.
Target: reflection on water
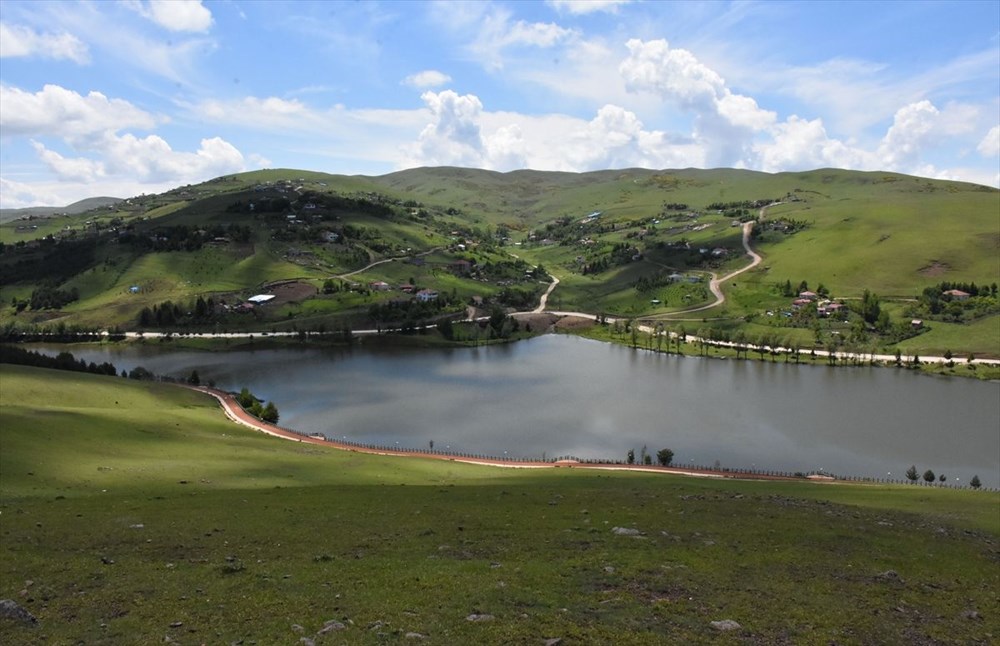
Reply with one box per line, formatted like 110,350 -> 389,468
28,335 -> 1000,486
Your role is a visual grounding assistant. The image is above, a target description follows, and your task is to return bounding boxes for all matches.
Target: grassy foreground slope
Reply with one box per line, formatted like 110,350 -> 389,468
1,365 -> 998,644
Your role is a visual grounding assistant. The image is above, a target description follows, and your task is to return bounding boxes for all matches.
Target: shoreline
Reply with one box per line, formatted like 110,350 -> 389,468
187,384 -> 868,485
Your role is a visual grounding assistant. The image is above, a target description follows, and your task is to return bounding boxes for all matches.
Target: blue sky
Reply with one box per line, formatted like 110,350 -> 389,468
1,0 -> 997,207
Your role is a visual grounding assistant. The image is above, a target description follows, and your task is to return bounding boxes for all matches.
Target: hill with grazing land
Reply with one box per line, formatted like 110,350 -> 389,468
1,364 -> 997,643
0,197 -> 122,223
1,167 -> 997,358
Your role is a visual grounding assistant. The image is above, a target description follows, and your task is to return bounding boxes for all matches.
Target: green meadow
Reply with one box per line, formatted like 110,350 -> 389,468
2,364 -> 998,644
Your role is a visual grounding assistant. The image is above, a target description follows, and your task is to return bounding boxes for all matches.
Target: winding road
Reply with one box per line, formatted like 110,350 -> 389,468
189,384 -> 801,481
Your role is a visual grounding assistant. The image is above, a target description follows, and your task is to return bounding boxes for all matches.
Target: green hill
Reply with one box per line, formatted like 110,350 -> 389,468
0,196 -> 122,224
2,364 -> 998,643
1,167 -> 997,356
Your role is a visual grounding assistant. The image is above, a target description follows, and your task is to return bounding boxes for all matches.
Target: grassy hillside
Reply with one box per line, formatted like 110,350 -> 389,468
1,166 -> 997,356
1,364 -> 998,643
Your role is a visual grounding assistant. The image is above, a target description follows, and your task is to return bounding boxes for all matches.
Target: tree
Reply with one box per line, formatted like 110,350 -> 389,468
938,473 -> 946,483
656,448 -> 674,466
261,401 -> 279,424
489,306 -> 508,338
237,387 -> 255,408
187,369 -> 200,386
626,448 -> 635,465
640,445 -> 648,464
905,465 -> 919,482
859,289 -> 881,324
437,317 -> 454,340
922,469 -> 935,483
429,440 -> 434,451
970,475 -> 981,489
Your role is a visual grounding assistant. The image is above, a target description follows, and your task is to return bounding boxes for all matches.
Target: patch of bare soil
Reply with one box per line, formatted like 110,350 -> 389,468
511,312 -> 561,331
978,231 -> 1000,249
918,261 -> 950,277
261,281 -> 317,306
553,315 -> 595,331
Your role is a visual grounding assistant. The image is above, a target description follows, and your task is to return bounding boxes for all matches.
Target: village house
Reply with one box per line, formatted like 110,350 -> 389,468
943,289 -> 970,300
817,302 -> 846,317
416,289 -> 438,302
369,281 -> 390,291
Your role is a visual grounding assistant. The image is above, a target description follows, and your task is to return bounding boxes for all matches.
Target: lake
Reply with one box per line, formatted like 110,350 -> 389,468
28,334 -> 1000,486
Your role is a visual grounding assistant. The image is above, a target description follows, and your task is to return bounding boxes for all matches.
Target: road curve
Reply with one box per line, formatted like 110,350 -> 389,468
187,385 -> 803,481
654,204 -> 770,318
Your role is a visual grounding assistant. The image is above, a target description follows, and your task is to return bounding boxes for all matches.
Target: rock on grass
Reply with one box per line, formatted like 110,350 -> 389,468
0,599 -> 37,626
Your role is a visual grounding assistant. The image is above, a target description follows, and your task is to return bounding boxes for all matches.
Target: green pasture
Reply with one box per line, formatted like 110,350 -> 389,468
1,364 -> 998,644
0,216 -> 75,245
895,315 -> 1000,357
752,191 -> 998,297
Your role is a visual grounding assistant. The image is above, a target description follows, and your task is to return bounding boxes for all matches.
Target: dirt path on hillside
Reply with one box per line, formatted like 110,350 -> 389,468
335,247 -> 442,280
533,275 -> 560,313
649,204 -> 770,319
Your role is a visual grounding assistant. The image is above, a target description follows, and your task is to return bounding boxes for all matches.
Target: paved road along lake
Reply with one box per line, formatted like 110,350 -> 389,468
33,334 -> 1000,486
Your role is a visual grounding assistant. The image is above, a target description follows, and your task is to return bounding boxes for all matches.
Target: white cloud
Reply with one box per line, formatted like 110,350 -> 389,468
756,116 -> 874,173
548,0 -> 631,15
621,39 -> 725,111
402,91 -> 701,172
571,105 -> 700,170
461,6 -> 577,70
410,90 -> 490,167
0,84 -> 158,140
877,100 -> 941,170
620,38 -> 775,167
1,83 -> 246,199
0,177 -> 65,209
126,0 -> 213,33
31,141 -> 106,182
31,134 -> 245,185
402,70 -> 453,89
199,96 -> 309,125
977,126 -> 1000,157
0,22 -> 89,63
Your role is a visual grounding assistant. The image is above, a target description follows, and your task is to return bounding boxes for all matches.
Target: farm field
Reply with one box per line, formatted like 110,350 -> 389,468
1,364 -> 998,644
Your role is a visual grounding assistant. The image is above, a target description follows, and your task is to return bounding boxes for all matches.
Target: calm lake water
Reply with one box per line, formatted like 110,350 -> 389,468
30,335 -> 1000,486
